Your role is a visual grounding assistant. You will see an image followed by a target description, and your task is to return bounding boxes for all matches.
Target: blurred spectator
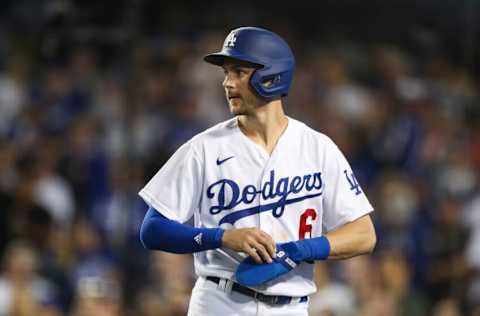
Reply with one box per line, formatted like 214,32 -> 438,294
422,197 -> 469,304
130,70 -> 171,159
71,276 -> 122,316
377,249 -> 428,315
34,66 -> 90,135
314,51 -> 374,126
32,137 -> 75,227
177,31 -> 230,127
431,298 -> 462,316
463,194 -> 480,308
0,54 -> 28,138
0,241 -> 61,316
70,217 -> 117,286
309,262 -> 356,316
0,140 -> 18,191
61,116 -> 109,212
134,287 -> 168,316
132,252 -> 193,316
0,153 -> 53,258
93,77 -> 128,159
375,172 -> 419,250
92,158 -> 137,249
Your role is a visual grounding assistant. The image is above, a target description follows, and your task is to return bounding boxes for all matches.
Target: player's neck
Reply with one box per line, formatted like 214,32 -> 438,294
237,99 -> 288,155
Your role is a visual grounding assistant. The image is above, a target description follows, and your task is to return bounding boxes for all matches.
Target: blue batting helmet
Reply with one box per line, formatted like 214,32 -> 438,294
204,27 -> 295,99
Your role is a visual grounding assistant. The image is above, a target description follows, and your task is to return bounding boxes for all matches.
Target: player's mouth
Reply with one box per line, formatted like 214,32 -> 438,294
228,97 -> 242,105
228,95 -> 241,100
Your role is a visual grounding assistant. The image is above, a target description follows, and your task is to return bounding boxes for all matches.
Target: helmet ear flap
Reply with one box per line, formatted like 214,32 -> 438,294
260,75 -> 281,88
250,65 -> 294,98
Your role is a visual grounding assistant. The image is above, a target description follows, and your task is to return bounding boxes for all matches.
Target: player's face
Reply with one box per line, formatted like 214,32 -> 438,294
222,59 -> 265,116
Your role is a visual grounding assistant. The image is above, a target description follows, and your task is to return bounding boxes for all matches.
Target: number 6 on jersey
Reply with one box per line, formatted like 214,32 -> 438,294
299,208 -> 317,240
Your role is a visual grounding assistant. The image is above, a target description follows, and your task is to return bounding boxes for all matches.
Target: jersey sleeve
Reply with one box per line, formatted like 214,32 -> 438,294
138,142 -> 203,223
321,138 -> 374,232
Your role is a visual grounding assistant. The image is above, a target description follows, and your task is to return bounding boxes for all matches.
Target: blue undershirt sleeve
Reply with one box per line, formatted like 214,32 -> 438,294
139,207 -> 224,254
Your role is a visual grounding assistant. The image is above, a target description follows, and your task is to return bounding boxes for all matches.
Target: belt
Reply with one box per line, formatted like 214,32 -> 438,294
206,276 -> 308,305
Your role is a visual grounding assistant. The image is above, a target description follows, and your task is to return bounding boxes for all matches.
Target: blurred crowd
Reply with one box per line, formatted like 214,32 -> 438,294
0,3 -> 479,316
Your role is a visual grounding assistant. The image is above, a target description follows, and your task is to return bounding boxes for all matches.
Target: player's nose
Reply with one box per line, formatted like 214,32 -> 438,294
222,73 -> 236,89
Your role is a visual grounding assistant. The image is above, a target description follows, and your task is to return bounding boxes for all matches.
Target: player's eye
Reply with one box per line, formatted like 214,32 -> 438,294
237,69 -> 251,77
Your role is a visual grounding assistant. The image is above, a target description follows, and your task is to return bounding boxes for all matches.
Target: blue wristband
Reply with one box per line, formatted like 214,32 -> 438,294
213,227 -> 225,247
296,236 -> 331,261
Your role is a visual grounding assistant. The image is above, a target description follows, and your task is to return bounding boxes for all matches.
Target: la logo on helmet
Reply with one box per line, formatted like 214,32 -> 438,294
225,32 -> 237,47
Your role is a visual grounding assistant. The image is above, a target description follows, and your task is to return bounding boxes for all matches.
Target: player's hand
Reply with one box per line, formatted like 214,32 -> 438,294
221,228 -> 276,264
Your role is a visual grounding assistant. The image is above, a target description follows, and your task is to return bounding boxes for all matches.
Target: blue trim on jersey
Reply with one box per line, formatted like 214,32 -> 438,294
219,192 -> 323,225
140,207 -> 224,253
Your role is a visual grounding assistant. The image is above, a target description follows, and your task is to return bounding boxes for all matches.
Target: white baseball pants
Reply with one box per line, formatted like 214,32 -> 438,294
187,277 -> 309,316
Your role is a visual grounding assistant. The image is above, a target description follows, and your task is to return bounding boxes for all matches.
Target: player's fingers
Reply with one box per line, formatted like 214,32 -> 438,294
244,245 -> 263,264
258,232 -> 276,258
251,241 -> 272,264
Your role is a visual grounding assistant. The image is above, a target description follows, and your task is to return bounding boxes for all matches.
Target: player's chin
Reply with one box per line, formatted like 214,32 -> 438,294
229,100 -> 245,115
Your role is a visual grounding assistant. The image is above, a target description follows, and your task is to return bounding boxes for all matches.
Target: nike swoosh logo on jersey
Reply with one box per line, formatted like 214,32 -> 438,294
216,156 -> 234,165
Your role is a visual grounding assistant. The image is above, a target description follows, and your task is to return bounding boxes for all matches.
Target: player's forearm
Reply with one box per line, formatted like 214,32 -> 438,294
140,207 -> 224,253
324,214 -> 376,260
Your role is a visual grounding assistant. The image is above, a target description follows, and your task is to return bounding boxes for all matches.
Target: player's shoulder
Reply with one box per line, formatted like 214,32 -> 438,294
186,117 -> 238,147
289,117 -> 336,147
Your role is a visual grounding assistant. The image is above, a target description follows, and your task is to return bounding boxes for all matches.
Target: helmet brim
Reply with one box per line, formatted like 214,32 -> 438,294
204,52 -> 264,68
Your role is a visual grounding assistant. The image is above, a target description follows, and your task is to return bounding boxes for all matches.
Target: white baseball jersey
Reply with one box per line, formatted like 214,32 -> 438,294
139,116 -> 373,297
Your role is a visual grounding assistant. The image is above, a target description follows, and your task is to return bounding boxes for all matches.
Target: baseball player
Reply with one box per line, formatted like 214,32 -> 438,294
139,27 -> 376,316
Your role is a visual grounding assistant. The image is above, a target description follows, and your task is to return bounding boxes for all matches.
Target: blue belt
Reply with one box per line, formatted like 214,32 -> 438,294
206,276 -> 308,305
